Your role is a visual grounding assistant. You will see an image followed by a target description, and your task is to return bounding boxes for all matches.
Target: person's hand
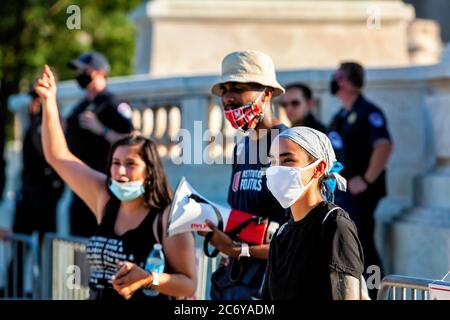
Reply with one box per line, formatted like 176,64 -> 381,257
199,220 -> 238,257
79,111 -> 104,135
0,228 -> 12,241
348,176 -> 368,195
111,261 -> 152,300
35,65 -> 57,102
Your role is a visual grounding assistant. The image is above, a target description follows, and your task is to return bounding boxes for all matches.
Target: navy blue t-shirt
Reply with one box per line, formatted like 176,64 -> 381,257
227,124 -> 289,225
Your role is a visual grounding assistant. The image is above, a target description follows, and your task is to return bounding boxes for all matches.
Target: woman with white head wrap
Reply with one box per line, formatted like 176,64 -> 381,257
268,126 -> 347,204
262,126 -> 369,300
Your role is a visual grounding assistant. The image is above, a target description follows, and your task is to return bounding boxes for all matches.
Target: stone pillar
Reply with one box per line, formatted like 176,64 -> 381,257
389,75 -> 450,279
407,19 -> 442,65
129,0 -> 415,76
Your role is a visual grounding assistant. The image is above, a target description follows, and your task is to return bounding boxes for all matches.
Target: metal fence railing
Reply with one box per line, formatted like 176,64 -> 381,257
1,231 -> 218,300
377,275 -> 450,300
194,247 -> 218,300
0,232 -> 40,299
41,233 -> 90,300
40,233 -> 219,300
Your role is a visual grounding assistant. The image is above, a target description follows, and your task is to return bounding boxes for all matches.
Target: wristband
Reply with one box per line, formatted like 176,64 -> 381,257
239,243 -> 251,259
151,271 -> 160,286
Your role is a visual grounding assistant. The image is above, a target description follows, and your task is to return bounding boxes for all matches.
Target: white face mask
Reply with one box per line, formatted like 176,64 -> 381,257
108,179 -> 145,201
266,159 -> 322,209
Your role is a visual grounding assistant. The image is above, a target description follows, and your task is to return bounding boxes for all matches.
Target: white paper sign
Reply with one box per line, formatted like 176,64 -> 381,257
429,283 -> 450,300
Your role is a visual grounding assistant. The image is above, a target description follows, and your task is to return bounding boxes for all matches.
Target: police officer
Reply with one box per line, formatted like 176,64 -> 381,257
66,52 -> 133,237
328,62 -> 393,299
279,83 -> 326,133
13,88 -> 64,238
8,87 -> 64,297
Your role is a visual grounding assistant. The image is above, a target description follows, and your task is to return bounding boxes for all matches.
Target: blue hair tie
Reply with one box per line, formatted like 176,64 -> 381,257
324,161 -> 344,194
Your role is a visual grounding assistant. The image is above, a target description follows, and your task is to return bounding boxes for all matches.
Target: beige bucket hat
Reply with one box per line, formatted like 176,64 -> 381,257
211,50 -> 285,97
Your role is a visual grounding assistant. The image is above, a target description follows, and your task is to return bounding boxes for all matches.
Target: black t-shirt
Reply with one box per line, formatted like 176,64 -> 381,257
263,201 -> 364,300
227,124 -> 289,225
86,196 -> 170,300
66,90 -> 133,173
328,94 -> 391,198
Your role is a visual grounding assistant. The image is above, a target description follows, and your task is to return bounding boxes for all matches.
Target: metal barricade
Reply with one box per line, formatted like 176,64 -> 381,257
194,247 -> 218,300
377,275 -> 450,300
3,231 -> 219,300
0,232 -> 40,299
41,233 -> 90,300
40,233 -> 220,300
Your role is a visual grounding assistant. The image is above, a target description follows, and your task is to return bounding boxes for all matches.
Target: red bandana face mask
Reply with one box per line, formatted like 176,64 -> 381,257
224,91 -> 266,132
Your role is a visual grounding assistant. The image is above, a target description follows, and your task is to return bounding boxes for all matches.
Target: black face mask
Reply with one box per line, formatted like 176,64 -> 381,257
329,79 -> 340,96
75,73 -> 93,89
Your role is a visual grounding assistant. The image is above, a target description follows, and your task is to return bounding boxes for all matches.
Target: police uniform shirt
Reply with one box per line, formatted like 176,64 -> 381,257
22,113 -> 62,188
66,90 -> 133,173
227,124 -> 289,225
263,201 -> 364,300
328,94 -> 391,197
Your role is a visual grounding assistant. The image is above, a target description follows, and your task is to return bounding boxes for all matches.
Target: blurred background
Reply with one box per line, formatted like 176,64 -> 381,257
1,0 -> 450,299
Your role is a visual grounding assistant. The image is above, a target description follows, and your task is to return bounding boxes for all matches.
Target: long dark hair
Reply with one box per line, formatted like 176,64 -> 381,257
106,134 -> 172,211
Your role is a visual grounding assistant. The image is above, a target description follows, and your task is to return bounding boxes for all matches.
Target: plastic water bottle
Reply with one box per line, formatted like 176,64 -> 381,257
143,243 -> 165,297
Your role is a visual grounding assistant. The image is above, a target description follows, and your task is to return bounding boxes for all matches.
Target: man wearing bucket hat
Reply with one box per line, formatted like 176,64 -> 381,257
201,50 -> 289,300
65,52 -> 133,237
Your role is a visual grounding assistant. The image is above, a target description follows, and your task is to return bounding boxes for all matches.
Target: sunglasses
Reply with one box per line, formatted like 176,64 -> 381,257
280,100 -> 302,108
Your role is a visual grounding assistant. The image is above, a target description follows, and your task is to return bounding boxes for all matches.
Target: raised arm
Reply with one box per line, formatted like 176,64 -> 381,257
35,65 -> 110,223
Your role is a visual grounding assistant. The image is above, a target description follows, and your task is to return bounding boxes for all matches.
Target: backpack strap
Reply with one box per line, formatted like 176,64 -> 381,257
322,207 -> 341,224
320,205 -> 365,299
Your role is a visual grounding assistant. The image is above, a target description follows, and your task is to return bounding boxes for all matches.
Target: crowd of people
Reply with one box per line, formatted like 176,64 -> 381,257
0,49 -> 392,300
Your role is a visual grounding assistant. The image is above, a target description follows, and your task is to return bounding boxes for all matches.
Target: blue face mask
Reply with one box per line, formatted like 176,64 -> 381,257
108,179 -> 145,201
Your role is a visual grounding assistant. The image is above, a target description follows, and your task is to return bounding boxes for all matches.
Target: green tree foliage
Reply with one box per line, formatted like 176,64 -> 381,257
0,0 -> 143,139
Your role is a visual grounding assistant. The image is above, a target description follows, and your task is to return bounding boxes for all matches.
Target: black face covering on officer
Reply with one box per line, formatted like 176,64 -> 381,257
76,72 -> 93,89
330,78 -> 340,96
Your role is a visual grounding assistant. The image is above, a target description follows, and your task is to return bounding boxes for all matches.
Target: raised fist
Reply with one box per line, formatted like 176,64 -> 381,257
34,64 -> 57,101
